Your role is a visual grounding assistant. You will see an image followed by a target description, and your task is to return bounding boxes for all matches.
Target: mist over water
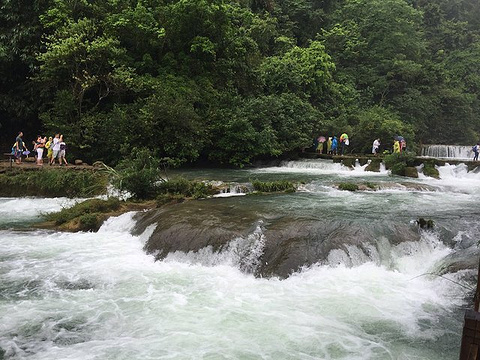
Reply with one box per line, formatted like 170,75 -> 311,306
1,159 -> 479,359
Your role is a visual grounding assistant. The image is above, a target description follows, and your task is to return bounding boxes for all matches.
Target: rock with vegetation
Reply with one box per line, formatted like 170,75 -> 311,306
251,180 -> 297,193
422,161 -> 440,179
365,159 -> 382,172
341,158 -> 355,169
40,198 -> 155,232
43,198 -> 122,232
338,183 -> 359,191
404,167 -> 419,178
416,218 -> 434,229
384,152 -> 416,177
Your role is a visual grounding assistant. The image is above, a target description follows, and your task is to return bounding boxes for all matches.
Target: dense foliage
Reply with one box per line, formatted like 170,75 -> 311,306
1,0 -> 479,166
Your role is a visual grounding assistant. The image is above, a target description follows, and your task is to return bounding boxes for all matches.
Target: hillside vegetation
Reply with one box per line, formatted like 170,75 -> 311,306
1,0 -> 479,166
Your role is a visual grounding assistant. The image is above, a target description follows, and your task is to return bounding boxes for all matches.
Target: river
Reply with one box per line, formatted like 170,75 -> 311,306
1,159 -> 479,359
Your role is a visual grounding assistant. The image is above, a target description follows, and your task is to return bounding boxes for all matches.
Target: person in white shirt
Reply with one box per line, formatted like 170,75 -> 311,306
50,133 -> 61,165
58,135 -> 68,166
372,138 -> 380,156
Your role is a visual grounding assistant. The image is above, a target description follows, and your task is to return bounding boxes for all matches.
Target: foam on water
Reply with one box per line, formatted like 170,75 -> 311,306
0,197 -> 76,226
0,207 -> 470,359
164,222 -> 266,273
252,159 -> 388,177
420,163 -> 480,194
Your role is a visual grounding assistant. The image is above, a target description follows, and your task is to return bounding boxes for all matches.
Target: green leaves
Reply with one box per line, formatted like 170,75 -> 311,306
261,40 -> 335,96
2,0 -> 480,165
209,93 -> 320,166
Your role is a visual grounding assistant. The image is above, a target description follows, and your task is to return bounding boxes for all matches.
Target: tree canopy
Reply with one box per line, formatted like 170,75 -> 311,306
1,0 -> 479,165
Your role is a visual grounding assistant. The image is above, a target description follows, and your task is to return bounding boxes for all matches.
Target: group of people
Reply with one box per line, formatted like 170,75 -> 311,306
315,133 -> 350,155
314,134 -> 408,156
12,132 -> 68,166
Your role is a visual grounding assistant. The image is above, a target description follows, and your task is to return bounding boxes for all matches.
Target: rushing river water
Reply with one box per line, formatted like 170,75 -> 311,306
1,159 -> 479,359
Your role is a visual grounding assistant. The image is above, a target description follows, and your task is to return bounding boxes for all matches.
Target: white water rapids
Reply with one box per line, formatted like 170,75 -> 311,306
1,159 -> 480,359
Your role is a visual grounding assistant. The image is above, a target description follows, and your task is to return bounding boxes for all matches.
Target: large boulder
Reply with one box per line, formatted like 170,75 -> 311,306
133,198 -> 422,278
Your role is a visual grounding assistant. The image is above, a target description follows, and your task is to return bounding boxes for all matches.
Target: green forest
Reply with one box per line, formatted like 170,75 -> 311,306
1,0 -> 480,166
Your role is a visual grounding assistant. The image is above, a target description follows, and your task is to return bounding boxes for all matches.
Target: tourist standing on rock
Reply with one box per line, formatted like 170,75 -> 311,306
58,135 -> 68,166
327,137 -> 332,154
473,143 -> 479,161
331,136 -> 338,155
316,136 -> 326,154
35,136 -> 46,166
50,133 -> 60,165
14,132 -> 25,164
339,133 -> 349,155
393,139 -> 400,153
372,139 -> 380,155
45,136 -> 53,162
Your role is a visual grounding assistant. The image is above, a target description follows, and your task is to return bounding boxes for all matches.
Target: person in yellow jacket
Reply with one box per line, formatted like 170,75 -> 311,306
326,137 -> 332,154
339,133 -> 349,155
393,140 -> 400,153
45,136 -> 53,161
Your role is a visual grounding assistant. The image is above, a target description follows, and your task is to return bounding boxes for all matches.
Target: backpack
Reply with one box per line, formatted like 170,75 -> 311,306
473,145 -> 478,152
60,143 -> 67,151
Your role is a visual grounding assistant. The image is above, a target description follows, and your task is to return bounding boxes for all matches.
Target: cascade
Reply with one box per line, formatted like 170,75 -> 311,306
421,144 -> 474,159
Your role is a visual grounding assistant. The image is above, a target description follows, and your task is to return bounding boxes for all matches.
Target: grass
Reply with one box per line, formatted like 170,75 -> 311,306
0,169 -> 107,197
251,180 -> 297,193
158,177 -> 214,199
45,198 -> 121,226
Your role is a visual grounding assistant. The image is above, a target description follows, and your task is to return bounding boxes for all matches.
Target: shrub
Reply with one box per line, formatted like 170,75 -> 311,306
384,152 -> 416,176
113,148 -> 164,200
390,162 -> 407,176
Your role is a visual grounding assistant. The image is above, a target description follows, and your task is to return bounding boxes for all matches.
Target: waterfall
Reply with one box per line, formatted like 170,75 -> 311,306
421,144 -> 474,159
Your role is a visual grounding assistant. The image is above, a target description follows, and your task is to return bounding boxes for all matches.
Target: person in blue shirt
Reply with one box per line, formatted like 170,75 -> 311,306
331,136 -> 338,155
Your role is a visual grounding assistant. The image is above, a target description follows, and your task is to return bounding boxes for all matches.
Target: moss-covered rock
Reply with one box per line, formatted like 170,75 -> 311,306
358,158 -> 369,166
38,198 -> 156,232
338,182 -> 359,191
404,167 -> 419,178
365,159 -> 382,172
417,218 -> 434,229
422,162 -> 440,179
341,158 -> 355,168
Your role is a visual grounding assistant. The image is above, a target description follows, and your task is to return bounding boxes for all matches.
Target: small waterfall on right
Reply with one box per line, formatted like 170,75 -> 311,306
421,144 -> 474,159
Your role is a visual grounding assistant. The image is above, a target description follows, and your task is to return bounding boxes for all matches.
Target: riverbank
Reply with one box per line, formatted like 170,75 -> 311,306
0,165 -> 107,197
